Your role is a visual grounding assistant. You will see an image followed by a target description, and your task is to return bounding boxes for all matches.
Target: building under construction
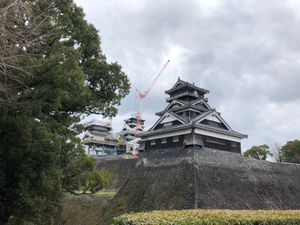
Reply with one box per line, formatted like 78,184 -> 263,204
82,119 -> 126,156
82,118 -> 143,158
118,115 -> 144,142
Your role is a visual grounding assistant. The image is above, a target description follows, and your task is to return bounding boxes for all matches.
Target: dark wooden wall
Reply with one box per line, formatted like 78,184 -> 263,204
143,134 -> 241,153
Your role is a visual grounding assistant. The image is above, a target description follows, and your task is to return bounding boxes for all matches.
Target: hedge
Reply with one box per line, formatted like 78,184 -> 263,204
113,209 -> 300,225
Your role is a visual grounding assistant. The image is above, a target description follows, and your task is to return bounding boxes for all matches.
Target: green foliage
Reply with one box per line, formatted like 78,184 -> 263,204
243,144 -> 273,160
62,156 -> 104,195
0,0 -> 130,224
0,115 -> 63,225
113,209 -> 300,225
281,139 -> 300,164
60,191 -> 116,225
98,169 -> 115,189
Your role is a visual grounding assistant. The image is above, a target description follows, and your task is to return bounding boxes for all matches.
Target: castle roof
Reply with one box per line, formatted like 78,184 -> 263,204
140,78 -> 247,142
165,78 -> 209,95
142,122 -> 247,139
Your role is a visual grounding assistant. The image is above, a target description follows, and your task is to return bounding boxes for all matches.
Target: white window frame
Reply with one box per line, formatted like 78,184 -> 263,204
230,142 -> 238,147
172,136 -> 179,142
150,140 -> 156,145
206,137 -> 226,145
161,138 -> 167,144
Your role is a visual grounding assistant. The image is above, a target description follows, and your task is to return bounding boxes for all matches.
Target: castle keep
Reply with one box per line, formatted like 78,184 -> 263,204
140,78 -> 247,153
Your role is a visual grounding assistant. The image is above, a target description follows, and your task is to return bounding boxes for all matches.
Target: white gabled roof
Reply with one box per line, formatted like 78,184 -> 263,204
165,100 -> 185,110
150,110 -> 187,131
191,99 -> 212,110
156,100 -> 186,116
191,110 -> 233,131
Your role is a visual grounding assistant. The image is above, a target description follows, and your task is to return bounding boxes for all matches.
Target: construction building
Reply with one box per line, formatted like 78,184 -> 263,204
82,119 -> 126,156
118,116 -> 145,142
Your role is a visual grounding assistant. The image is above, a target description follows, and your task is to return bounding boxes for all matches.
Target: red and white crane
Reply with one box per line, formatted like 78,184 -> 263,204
135,59 -> 170,135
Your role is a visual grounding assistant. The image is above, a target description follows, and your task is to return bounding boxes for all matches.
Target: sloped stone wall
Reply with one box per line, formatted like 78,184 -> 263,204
109,148 -> 300,211
101,147 -> 300,224
96,158 -> 137,189
193,148 -> 300,209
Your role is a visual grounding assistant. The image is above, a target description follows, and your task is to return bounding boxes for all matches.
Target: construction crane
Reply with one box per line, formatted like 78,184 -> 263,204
135,59 -> 170,136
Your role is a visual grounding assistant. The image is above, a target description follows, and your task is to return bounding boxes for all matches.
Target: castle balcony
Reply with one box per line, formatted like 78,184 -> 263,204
82,135 -> 120,146
167,91 -> 205,102
89,130 -> 109,136
126,122 -> 144,127
82,135 -> 105,144
126,122 -> 137,126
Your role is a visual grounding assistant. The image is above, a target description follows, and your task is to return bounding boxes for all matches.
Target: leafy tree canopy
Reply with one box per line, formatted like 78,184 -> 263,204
281,139 -> 300,164
0,0 -> 130,224
243,144 -> 273,160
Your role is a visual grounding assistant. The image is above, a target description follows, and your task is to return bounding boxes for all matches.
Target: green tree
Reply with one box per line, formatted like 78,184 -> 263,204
0,0 -> 130,224
281,140 -> 300,164
243,144 -> 273,160
62,156 -> 104,195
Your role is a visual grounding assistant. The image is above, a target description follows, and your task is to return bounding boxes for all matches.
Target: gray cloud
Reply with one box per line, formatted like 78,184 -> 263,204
75,0 -> 300,151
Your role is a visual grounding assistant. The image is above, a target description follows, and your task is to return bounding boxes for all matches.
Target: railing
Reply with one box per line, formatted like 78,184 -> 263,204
89,130 -> 109,135
82,137 -> 120,146
167,91 -> 201,101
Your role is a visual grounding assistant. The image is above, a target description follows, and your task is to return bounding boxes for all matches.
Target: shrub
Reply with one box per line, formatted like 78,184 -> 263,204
113,209 -> 300,225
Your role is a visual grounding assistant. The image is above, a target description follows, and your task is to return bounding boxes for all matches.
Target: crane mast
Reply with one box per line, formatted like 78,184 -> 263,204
135,59 -> 170,136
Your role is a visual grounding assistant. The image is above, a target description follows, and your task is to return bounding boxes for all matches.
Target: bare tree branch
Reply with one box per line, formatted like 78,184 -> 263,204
0,0 -> 57,104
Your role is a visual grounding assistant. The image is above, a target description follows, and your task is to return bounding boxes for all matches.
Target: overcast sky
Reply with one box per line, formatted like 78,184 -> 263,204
75,0 -> 300,152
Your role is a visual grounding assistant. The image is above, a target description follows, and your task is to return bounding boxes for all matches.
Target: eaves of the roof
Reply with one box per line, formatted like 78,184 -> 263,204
141,123 -> 193,137
141,122 -> 247,139
156,103 -> 210,116
194,124 -> 248,139
173,104 -> 209,113
190,109 -> 214,123
165,80 -> 209,94
167,110 -> 188,124
155,100 -> 186,116
150,110 -> 188,132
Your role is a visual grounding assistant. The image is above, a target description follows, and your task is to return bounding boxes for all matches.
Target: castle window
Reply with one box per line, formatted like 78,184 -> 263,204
150,140 -> 156,145
163,122 -> 172,127
172,136 -> 179,142
231,142 -> 238,147
161,138 -> 167,144
206,136 -> 226,145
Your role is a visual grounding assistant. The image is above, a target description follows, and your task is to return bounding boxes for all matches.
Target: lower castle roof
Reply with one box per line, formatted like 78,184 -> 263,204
140,122 -> 247,140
